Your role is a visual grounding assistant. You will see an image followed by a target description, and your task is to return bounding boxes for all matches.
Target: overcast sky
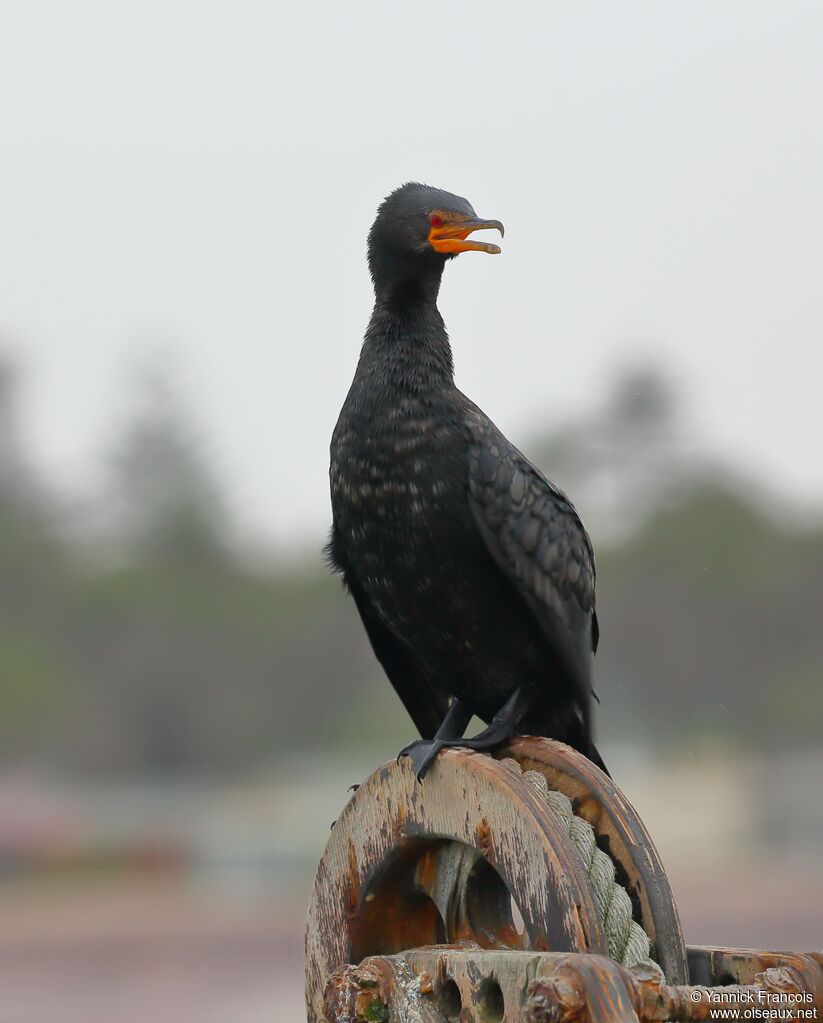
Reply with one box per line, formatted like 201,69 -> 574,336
1,1 -> 821,550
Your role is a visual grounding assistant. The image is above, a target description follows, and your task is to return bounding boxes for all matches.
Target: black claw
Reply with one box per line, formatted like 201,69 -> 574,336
347,783 -> 360,792
397,738 -> 445,780
396,739 -> 417,765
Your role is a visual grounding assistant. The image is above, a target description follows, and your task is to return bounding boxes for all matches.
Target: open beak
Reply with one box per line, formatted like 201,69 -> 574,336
429,217 -> 505,255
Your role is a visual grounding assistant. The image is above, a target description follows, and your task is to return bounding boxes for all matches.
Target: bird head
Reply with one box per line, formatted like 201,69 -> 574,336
367,183 -> 504,296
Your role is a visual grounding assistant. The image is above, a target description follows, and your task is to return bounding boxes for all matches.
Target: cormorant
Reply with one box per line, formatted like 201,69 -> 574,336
328,182 -> 606,779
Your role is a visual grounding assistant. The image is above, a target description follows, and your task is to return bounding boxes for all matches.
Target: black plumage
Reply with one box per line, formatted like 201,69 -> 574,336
328,182 -> 606,778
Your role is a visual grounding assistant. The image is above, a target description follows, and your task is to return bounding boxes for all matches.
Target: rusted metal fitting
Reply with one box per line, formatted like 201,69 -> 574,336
417,970 -> 434,995
591,953 -> 823,1023
626,978 -> 762,1022
323,961 -> 389,1023
324,956 -> 449,1023
758,963 -> 817,1001
526,954 -> 640,1023
324,948 -> 823,1023
527,975 -> 587,1021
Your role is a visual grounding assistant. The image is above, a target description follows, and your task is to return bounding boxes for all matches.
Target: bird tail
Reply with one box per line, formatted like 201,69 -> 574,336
586,741 -> 611,779
535,701 -> 611,778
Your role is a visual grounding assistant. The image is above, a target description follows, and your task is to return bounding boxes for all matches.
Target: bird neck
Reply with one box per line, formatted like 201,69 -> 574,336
361,274 -> 454,388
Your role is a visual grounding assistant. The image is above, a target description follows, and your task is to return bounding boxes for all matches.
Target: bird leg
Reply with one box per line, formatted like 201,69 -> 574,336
444,686 -> 532,751
397,698 -> 472,780
398,687 -> 533,780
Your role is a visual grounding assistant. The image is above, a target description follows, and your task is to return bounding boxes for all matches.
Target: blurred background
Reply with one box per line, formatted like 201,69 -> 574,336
1,1 -> 822,1019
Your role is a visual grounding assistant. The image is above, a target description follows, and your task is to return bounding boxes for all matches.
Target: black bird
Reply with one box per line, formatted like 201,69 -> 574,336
328,183 -> 606,780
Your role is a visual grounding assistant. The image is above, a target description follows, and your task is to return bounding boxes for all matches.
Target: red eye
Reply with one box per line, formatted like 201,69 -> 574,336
430,214 -> 444,228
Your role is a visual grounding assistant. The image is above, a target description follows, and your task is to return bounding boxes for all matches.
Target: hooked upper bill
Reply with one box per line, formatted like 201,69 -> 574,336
428,213 -> 505,255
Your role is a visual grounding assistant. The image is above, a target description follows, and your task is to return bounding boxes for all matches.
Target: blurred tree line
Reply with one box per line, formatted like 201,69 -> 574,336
0,355 -> 820,778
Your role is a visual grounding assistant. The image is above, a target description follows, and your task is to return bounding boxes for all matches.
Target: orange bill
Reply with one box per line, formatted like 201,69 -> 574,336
428,215 -> 505,255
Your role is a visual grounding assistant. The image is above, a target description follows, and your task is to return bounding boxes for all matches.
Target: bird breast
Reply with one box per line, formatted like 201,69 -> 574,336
333,414 -> 461,522
331,393 -> 474,581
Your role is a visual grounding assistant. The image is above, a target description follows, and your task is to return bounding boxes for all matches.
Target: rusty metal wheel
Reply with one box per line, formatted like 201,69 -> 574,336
498,738 -> 688,984
305,740 -> 687,1022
